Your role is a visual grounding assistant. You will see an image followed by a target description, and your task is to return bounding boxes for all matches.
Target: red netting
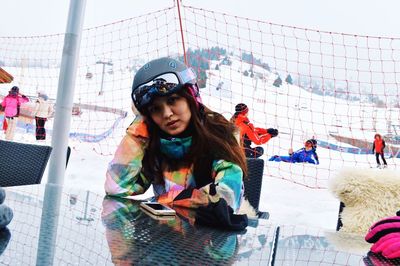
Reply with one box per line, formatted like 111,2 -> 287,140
0,4 -> 399,188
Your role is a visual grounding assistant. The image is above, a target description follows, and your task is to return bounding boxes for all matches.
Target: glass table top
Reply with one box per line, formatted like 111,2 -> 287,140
1,184 -> 399,265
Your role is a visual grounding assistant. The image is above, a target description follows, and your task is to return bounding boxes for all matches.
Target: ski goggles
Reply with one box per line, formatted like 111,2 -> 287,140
132,70 -> 197,110
305,140 -> 316,148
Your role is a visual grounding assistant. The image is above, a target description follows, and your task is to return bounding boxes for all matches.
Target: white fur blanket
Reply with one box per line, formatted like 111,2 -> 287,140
329,168 -> 400,234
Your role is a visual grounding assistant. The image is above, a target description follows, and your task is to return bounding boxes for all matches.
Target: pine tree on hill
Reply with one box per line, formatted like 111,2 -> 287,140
273,76 -> 282,87
285,74 -> 293,84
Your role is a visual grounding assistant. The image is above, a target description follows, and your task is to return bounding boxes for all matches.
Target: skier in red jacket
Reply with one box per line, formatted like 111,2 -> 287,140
231,103 -> 278,158
372,133 -> 387,168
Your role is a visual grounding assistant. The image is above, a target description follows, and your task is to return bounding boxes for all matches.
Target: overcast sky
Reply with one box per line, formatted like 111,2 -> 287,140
1,0 -> 399,37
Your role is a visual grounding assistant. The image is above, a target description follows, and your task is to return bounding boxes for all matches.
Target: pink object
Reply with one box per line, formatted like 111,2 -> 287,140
1,94 -> 29,117
371,233 -> 400,252
365,216 -> 400,243
382,240 -> 400,259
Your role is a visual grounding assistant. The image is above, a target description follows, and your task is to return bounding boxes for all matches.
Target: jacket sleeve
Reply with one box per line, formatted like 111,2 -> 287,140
241,122 -> 272,145
105,133 -> 152,197
158,160 -> 244,212
313,151 -> 320,164
291,150 -> 302,162
382,140 -> 386,151
19,95 -> 29,104
211,160 -> 244,210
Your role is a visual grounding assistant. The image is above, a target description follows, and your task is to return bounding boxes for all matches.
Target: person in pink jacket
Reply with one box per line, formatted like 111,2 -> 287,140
1,86 -> 29,140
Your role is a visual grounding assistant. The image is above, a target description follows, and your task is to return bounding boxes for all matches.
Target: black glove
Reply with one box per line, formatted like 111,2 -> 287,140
267,128 -> 279,137
195,198 -> 248,231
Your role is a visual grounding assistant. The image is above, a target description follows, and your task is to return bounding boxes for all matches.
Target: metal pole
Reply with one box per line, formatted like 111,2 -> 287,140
176,0 -> 187,64
36,1 -> 86,265
99,63 -> 105,95
96,60 -> 112,95
48,0 -> 86,185
76,190 -> 94,222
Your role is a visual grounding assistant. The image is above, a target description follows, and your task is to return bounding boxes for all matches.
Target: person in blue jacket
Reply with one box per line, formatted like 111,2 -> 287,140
269,139 -> 319,164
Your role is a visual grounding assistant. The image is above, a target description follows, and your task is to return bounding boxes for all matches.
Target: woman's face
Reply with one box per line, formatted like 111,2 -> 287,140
148,93 -> 192,136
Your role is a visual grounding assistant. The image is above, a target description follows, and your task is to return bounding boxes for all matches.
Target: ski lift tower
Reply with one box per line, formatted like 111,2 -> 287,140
96,60 -> 113,96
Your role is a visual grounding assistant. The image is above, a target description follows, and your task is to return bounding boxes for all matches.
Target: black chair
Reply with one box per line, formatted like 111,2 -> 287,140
66,146 -> 71,168
0,140 -> 52,187
244,158 -> 269,219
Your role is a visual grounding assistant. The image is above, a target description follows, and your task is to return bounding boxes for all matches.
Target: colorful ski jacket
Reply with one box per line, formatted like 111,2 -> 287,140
105,117 -> 244,211
233,114 -> 272,148
269,148 -> 319,165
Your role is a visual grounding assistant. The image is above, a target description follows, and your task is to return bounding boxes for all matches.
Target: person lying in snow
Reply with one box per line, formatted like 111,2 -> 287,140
269,139 -> 319,165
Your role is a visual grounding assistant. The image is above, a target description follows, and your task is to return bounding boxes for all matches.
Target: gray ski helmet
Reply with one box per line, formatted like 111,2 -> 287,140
131,57 -> 197,110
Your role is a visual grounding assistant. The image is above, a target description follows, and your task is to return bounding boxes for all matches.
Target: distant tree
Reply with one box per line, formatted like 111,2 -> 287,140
273,76 -> 282,87
285,74 -> 293,84
250,69 -> 254,78
215,64 -> 220,70
197,69 -> 208,88
243,70 -> 249,77
261,63 -> 270,72
221,56 -> 232,66
0,60 -> 4,66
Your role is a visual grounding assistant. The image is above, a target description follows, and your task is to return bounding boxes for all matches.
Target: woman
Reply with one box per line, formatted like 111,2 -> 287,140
372,133 -> 387,168
1,86 -> 29,140
34,91 -> 52,140
231,103 -> 278,158
105,57 -> 247,212
269,139 -> 319,165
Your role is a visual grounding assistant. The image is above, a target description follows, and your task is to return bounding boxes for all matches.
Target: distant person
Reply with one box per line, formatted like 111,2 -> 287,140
1,86 -> 29,140
231,103 -> 278,158
34,91 -> 52,140
269,139 -> 319,165
372,133 -> 387,168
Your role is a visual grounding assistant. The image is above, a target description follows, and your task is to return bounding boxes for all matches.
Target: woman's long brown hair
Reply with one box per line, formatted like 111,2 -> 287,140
141,89 -> 247,185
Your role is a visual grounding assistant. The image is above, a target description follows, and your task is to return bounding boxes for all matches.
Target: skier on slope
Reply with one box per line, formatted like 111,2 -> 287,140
372,133 -> 388,168
269,139 -> 319,164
